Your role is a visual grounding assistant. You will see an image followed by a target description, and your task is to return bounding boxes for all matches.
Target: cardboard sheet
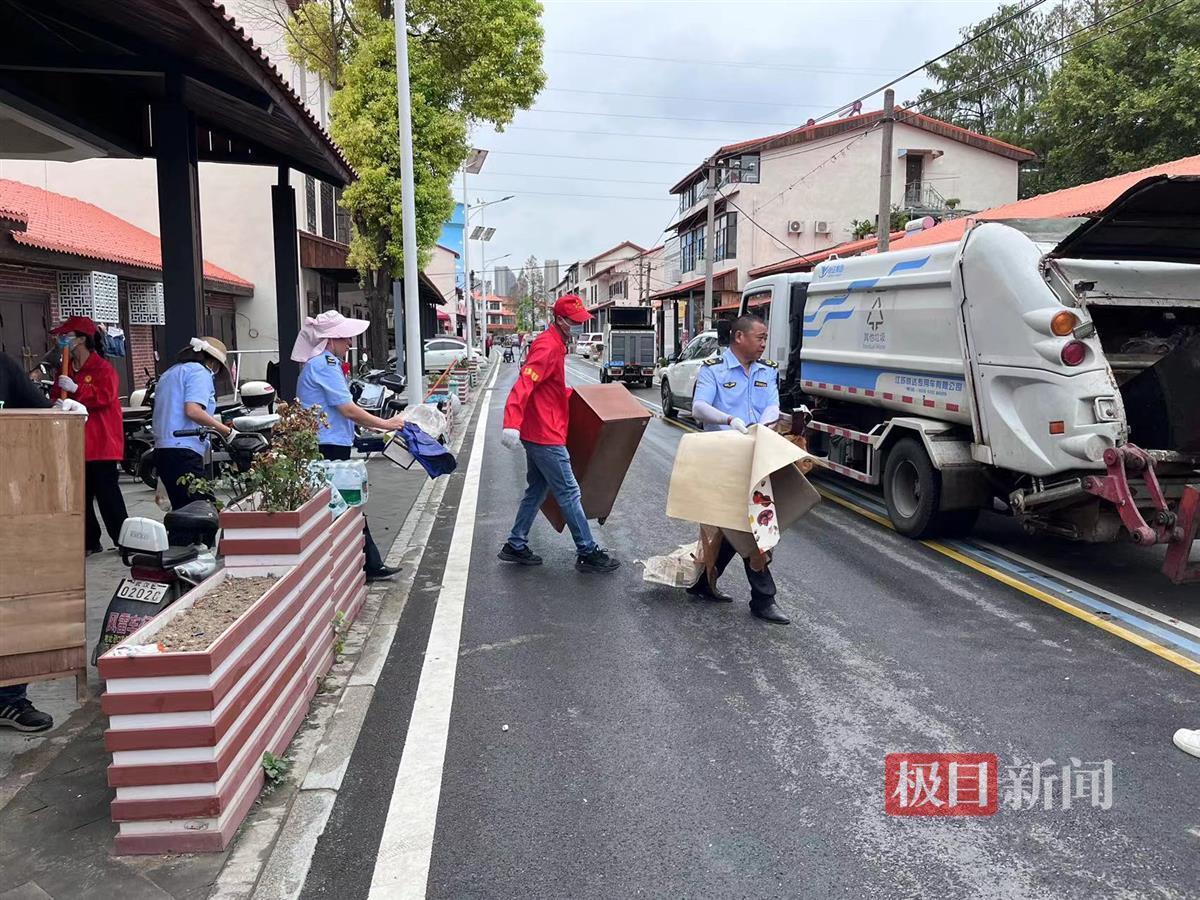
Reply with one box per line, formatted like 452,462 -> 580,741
666,424 -> 820,553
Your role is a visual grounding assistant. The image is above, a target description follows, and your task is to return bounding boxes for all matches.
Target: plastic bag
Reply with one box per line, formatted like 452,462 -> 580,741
154,477 -> 172,512
642,541 -> 703,588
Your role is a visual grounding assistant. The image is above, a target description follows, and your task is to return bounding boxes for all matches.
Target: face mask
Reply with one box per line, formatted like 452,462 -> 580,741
57,334 -> 76,349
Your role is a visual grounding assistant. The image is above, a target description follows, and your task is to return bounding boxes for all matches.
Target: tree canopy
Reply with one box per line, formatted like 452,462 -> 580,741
283,0 -> 545,361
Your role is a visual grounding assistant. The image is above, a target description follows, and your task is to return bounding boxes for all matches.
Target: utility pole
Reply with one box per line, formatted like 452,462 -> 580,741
461,170 -> 473,351
393,0 -> 423,403
877,88 -> 895,253
701,159 -> 717,331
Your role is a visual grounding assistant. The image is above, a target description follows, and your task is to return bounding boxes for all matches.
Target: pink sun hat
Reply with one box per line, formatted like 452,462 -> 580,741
290,310 -> 371,362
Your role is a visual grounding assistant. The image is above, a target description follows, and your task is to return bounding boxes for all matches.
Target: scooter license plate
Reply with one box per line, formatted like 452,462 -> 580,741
116,579 -> 170,604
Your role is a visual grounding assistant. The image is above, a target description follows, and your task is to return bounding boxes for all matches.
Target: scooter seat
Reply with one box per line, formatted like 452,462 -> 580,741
164,500 -> 220,534
130,545 -> 200,569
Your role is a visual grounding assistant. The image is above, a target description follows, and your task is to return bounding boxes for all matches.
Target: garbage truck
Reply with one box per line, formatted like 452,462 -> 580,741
740,174 -> 1199,582
599,305 -> 656,388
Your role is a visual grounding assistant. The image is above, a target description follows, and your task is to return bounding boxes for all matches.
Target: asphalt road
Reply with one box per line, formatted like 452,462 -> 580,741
302,358 -> 1200,900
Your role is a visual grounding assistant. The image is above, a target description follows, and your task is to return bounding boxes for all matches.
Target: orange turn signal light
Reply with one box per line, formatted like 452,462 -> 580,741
1051,311 -> 1076,336
1049,421 -> 1066,435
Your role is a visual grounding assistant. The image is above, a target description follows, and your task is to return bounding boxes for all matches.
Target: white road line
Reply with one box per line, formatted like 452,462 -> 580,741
367,389 -> 491,899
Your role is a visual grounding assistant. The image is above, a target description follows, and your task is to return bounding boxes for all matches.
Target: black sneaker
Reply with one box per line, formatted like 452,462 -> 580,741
0,699 -> 53,733
498,543 -> 543,566
366,565 -> 401,583
576,547 -> 620,573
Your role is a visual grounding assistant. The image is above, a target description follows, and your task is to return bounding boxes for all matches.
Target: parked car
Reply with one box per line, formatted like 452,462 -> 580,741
424,337 -> 483,371
659,330 -> 719,419
576,332 -> 603,359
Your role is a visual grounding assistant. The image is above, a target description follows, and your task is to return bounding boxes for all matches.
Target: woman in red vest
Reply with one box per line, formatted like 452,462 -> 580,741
50,316 -> 127,555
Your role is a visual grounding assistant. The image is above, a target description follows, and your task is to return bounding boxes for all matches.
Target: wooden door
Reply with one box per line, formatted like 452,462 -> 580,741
0,295 -> 50,374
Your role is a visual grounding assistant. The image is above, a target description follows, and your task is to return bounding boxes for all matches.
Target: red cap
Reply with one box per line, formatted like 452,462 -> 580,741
553,294 -> 591,324
51,315 -> 99,336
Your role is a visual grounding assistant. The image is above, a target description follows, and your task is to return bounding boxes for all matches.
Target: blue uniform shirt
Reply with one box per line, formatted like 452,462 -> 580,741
297,352 -> 355,446
153,362 -> 216,456
693,348 -> 780,431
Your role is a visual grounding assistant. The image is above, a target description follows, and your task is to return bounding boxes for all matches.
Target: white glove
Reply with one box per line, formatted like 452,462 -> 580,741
501,428 -> 522,450
58,375 -> 78,393
54,398 -> 88,416
729,417 -> 749,434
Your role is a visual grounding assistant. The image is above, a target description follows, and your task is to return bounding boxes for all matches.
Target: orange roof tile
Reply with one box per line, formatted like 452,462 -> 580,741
887,154 -> 1200,252
0,179 -> 253,290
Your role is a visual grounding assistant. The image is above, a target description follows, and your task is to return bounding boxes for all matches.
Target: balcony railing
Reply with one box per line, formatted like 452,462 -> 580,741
903,181 -> 953,212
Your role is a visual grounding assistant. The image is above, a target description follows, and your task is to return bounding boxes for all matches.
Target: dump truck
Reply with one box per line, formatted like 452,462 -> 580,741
740,174 -> 1199,583
599,305 -> 657,388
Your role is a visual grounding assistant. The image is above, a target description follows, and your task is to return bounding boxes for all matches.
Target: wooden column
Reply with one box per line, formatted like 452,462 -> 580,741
152,86 -> 204,359
272,169 -> 301,399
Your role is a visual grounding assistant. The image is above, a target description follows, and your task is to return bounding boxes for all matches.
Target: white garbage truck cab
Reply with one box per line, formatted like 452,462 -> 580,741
742,175 -> 1199,583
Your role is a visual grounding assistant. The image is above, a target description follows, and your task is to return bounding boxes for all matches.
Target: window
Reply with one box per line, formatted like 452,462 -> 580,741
334,187 -> 350,244
677,178 -> 704,212
320,181 -> 335,239
714,211 -> 737,262
304,176 -> 317,233
696,335 -> 718,359
426,340 -> 456,351
679,225 -> 705,274
608,279 -> 627,300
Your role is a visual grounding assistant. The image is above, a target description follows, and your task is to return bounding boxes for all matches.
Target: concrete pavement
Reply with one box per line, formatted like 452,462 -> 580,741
299,359 -> 1200,900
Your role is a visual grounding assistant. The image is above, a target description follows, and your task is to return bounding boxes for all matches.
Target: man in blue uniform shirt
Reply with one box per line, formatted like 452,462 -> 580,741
687,314 -> 790,624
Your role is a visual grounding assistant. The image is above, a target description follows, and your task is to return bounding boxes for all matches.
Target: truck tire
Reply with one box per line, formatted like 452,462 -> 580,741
661,380 -> 677,419
600,370 -> 610,384
882,437 -> 944,538
882,437 -> 980,538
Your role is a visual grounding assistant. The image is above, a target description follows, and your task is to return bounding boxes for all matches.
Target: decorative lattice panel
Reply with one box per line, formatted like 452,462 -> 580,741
127,282 -> 165,325
57,271 -> 120,323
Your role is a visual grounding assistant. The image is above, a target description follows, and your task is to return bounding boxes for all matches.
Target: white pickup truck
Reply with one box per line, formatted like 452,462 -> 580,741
741,174 -> 1199,583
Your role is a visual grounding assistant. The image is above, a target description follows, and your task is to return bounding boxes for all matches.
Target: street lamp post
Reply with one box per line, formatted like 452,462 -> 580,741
460,149 -> 489,356
393,0 -> 423,405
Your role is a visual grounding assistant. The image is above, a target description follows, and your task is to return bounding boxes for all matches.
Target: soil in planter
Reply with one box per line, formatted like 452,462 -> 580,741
150,577 -> 278,652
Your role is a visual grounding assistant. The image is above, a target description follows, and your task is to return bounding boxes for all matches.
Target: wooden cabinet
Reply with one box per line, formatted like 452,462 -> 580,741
541,384 -> 652,532
0,410 -> 87,696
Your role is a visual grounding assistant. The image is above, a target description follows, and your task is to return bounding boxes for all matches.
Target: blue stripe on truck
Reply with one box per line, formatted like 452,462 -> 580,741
801,360 -> 964,392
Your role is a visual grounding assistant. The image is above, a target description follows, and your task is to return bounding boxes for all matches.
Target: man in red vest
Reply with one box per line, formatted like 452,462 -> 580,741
498,295 -> 618,573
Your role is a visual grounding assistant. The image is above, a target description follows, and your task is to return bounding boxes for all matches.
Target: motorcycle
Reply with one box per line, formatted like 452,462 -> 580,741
502,345 -> 514,363
351,368 -> 407,454
123,368 -> 158,478
93,418 -> 276,663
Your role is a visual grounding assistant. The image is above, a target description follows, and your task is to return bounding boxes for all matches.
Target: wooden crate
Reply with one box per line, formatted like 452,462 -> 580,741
0,410 -> 87,697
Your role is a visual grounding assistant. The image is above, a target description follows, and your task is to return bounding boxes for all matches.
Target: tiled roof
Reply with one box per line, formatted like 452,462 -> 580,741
0,179 -> 253,290
746,232 -> 907,279
887,154 -> 1200,251
581,240 -> 646,268
646,267 -> 738,302
670,109 -> 1037,194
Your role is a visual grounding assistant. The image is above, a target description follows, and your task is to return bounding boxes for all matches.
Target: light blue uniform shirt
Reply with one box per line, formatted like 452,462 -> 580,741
153,362 -> 216,456
297,352 -> 355,446
693,348 -> 780,432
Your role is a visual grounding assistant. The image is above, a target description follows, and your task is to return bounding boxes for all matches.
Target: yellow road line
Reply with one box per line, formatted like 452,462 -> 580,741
817,488 -> 1200,677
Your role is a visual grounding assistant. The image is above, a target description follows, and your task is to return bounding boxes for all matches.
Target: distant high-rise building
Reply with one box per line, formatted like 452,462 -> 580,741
543,259 -> 559,291
494,264 -> 518,298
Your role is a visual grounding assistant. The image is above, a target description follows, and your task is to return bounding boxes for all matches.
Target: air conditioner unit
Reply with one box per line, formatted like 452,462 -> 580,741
814,220 -> 831,234
787,220 -> 804,234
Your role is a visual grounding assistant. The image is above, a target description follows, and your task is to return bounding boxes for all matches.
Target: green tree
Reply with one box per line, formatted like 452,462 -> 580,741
513,254 -> 544,330
850,206 -> 911,241
284,0 -> 545,362
1037,0 -> 1200,192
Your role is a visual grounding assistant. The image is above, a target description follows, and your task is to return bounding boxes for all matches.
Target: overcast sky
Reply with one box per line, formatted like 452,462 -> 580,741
468,0 -> 998,286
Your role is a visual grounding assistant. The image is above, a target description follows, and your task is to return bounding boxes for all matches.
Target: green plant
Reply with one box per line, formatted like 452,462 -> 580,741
332,610 -> 349,657
180,401 -> 328,512
261,751 -> 291,794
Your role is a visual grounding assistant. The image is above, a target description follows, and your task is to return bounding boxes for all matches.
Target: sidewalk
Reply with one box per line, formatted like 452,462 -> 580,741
0,382 -> 486,899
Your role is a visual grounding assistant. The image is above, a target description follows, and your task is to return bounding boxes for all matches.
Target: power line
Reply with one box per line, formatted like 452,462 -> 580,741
476,171 -> 675,186
471,186 -> 674,202
488,150 -> 693,166
545,48 -> 896,76
525,107 -> 806,129
508,125 -> 738,142
542,86 -> 840,110
816,0 -> 1053,123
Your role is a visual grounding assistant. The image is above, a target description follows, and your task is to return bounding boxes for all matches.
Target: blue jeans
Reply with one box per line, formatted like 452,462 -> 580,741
507,442 -> 597,556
